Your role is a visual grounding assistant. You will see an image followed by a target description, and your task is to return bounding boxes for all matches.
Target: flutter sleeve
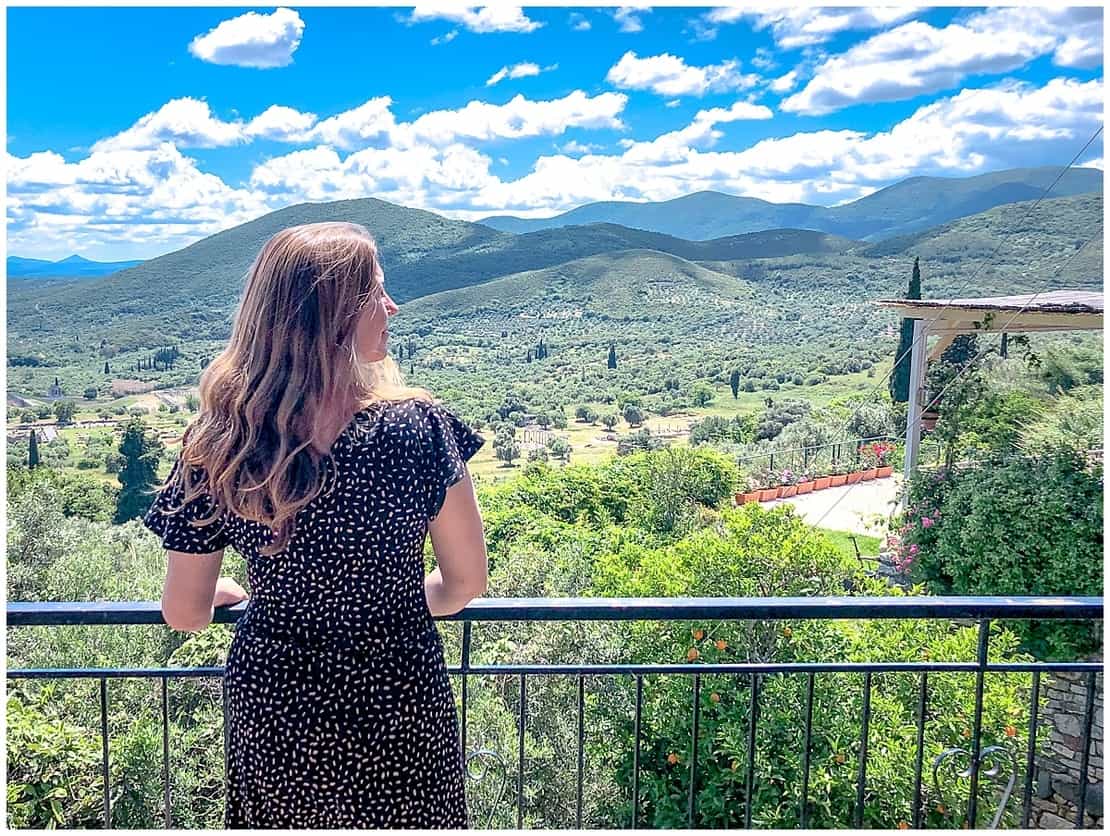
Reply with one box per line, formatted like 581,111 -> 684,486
142,455 -> 231,554
422,402 -> 486,520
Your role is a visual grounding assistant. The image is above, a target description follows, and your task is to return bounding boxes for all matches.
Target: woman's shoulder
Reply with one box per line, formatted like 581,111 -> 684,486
366,396 -> 456,437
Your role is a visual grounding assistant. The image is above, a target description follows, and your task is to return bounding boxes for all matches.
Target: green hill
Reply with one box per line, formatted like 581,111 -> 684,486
7,194 -> 852,354
480,167 -> 1104,241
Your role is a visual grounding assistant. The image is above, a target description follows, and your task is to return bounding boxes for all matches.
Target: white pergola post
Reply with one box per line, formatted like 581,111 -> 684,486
903,319 -> 928,483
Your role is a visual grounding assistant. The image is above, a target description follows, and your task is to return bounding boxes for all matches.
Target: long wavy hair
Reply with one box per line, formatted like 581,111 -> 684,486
160,221 -> 429,556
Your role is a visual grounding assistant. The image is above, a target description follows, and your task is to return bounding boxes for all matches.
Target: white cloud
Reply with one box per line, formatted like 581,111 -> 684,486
400,91 -> 627,146
719,6 -> 923,49
91,98 -> 245,152
784,7 -> 1104,115
301,97 -> 397,150
87,90 -> 626,158
569,12 -> 591,32
770,70 -> 798,94
408,5 -> 542,34
606,51 -> 760,97
188,7 -> 305,69
614,7 -> 649,33
245,105 -> 318,142
558,140 -> 604,156
10,75 -> 1101,258
486,62 -> 556,87
6,143 -> 271,260
750,47 -> 778,71
430,29 -> 458,46
665,99 -> 681,109
620,101 -> 774,164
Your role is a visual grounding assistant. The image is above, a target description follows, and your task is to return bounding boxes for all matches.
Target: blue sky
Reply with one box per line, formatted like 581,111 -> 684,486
6,5 -> 1104,260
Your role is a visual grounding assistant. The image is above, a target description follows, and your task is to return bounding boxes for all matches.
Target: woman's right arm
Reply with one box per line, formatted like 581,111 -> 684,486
425,464 -> 488,617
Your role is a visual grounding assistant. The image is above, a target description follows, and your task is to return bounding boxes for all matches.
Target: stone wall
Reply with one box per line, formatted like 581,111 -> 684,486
1031,668 -> 1103,829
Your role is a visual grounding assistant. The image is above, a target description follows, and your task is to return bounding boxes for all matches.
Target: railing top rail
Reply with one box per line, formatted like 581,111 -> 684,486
7,595 -> 1103,626
734,435 -> 896,463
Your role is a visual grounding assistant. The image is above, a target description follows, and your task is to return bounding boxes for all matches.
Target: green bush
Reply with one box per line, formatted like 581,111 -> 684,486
902,449 -> 1103,658
587,506 -> 1034,828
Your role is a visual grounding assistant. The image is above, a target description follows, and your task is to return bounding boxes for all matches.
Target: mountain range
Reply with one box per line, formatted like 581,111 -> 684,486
6,166 -> 1103,405
479,167 -> 1103,241
6,254 -> 145,279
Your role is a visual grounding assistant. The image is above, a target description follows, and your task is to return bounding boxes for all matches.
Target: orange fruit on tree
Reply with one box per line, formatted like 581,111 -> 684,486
834,753 -> 846,764
710,692 -> 721,703
782,626 -> 793,638
668,753 -> 679,765
715,639 -> 727,651
693,628 -> 705,640
687,647 -> 700,661
1005,725 -> 1017,738
897,822 -> 910,830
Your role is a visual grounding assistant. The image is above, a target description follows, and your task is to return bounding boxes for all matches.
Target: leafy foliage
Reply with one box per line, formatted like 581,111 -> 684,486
901,450 -> 1103,658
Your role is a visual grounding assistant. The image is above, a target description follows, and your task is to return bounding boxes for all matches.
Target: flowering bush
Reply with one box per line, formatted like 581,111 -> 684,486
898,450 -> 1103,659
862,441 -> 895,468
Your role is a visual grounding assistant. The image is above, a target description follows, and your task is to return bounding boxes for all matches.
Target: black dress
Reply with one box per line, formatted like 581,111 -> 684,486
142,398 -> 485,828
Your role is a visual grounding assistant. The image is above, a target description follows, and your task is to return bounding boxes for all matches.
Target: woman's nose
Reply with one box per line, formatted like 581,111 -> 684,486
385,294 -> 399,315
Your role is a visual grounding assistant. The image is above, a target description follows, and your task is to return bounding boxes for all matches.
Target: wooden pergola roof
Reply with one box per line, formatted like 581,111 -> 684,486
873,290 -> 1102,483
874,290 -> 1103,333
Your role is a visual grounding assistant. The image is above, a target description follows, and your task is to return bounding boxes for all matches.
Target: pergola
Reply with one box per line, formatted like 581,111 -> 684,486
873,290 -> 1104,480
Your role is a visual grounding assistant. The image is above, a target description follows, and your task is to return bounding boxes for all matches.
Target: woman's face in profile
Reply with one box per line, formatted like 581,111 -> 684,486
354,269 -> 399,362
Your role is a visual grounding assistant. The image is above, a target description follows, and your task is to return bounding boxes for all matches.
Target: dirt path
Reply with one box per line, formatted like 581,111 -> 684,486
768,476 -> 902,537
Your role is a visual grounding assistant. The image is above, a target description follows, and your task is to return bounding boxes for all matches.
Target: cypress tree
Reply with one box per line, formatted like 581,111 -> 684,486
607,343 -> 617,370
28,429 -> 40,469
729,369 -> 741,399
114,418 -> 165,523
889,257 -> 922,403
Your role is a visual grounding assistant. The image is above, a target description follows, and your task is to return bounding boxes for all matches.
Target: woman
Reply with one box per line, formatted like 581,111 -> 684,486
142,222 -> 488,828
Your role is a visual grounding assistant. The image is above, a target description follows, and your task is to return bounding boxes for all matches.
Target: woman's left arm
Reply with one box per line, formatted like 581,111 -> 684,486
162,550 -> 247,631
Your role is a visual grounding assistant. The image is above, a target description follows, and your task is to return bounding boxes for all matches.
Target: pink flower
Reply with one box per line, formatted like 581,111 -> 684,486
921,517 -> 934,528
908,544 -> 919,555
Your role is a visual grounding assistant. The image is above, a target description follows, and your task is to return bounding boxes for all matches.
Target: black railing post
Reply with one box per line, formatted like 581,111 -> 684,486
1021,672 -> 1041,827
800,672 -> 815,828
517,674 -> 526,829
966,619 -> 991,827
632,674 -> 643,829
100,676 -> 111,828
745,673 -> 760,828
461,621 -> 472,755
854,672 -> 872,828
1075,671 -> 1098,827
688,674 -> 702,826
576,674 -> 585,829
162,675 -> 171,828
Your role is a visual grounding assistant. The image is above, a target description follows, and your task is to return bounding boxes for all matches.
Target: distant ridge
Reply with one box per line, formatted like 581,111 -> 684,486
479,167 -> 1104,241
7,254 -> 144,279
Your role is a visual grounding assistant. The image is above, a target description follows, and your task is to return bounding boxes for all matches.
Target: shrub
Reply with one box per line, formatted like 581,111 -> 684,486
902,449 -> 1103,658
589,507 -> 1034,828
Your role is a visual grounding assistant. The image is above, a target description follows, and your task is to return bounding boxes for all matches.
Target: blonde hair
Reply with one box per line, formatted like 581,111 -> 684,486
162,221 -> 429,555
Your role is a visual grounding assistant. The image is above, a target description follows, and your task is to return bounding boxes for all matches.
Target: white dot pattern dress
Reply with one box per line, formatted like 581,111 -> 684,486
142,398 -> 485,828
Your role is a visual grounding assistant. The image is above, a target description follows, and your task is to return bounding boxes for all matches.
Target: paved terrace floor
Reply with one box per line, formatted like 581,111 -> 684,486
766,475 -> 902,537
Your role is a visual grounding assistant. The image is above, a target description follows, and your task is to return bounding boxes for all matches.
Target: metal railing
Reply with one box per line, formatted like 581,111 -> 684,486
735,435 -> 897,475
7,596 -> 1104,829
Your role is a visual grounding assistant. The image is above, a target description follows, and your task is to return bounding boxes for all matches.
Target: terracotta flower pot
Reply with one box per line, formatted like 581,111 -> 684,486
796,481 -> 815,495
739,491 -> 760,504
861,468 -> 878,481
876,465 -> 894,478
846,471 -> 863,484
758,487 -> 780,502
780,484 -> 798,498
814,476 -> 831,491
922,410 -> 940,431
829,474 -> 847,487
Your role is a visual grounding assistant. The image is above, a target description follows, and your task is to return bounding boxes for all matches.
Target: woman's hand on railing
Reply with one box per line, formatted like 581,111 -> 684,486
213,577 -> 249,609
